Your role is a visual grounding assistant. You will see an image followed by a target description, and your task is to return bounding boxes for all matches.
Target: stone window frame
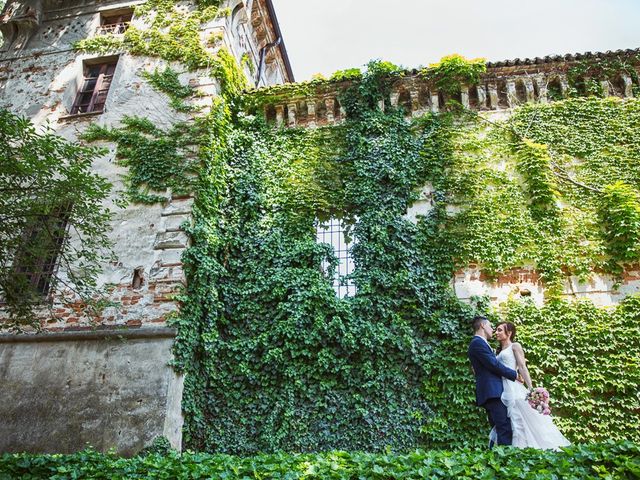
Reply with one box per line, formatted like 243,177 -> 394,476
70,58 -> 118,115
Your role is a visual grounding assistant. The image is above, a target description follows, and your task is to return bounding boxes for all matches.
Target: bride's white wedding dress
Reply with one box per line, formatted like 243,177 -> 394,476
490,344 -> 571,449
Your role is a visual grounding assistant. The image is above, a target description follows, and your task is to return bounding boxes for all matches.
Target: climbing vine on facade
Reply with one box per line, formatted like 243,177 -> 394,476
78,4 -> 640,449
170,62 -> 640,451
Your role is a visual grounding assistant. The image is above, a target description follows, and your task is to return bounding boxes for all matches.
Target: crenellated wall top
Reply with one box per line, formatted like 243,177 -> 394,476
247,48 -> 640,128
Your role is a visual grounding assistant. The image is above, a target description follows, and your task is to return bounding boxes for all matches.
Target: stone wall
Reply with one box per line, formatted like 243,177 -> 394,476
0,0 -> 291,332
0,45 -> 194,330
0,328 -> 183,455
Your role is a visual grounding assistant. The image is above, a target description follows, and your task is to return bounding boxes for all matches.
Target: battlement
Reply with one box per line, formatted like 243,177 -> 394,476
251,48 -> 640,128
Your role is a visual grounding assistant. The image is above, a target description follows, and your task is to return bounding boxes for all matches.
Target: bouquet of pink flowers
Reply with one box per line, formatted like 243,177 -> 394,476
526,387 -> 551,415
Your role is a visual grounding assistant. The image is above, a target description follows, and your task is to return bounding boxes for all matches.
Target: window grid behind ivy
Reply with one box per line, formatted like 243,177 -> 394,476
12,205 -> 71,298
316,218 -> 356,298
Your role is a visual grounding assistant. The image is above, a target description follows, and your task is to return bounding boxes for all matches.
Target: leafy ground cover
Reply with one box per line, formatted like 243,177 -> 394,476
1,442 -> 638,479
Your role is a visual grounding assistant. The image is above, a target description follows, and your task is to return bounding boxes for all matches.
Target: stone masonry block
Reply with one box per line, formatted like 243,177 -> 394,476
163,214 -> 190,232
161,198 -> 194,217
154,231 -> 189,250
157,249 -> 184,266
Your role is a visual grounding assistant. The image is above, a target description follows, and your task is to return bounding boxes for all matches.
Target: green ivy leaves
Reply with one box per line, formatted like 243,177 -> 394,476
82,116 -> 202,203
421,54 -> 487,95
1,442 -> 639,478
172,68 -> 640,452
599,182 -> 640,267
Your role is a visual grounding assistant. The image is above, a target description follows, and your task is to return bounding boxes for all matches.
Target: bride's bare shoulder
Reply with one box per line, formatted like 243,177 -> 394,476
512,342 -> 524,352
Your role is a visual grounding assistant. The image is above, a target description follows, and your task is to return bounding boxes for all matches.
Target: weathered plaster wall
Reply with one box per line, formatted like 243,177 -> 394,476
0,46 -> 193,330
0,329 -> 183,455
0,0 -> 290,332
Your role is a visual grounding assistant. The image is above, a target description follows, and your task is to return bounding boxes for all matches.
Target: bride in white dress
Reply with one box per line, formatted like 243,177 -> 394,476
490,322 -> 571,449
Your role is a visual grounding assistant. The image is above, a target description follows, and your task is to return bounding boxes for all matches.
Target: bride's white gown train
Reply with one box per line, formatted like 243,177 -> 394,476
490,345 -> 571,449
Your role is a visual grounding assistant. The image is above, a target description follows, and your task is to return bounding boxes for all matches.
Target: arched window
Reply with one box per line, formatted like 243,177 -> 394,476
397,88 -> 412,113
231,2 -> 246,28
515,79 -> 527,104
547,77 -> 563,101
611,75 -> 627,97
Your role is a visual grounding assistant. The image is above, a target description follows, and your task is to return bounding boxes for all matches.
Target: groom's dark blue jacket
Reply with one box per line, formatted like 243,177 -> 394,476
468,336 -> 518,406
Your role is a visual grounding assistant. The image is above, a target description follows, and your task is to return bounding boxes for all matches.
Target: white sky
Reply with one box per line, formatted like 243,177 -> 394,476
271,0 -> 640,82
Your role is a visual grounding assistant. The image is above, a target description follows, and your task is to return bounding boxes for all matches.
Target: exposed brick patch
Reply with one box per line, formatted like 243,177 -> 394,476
0,280 -> 182,334
479,268 -> 541,285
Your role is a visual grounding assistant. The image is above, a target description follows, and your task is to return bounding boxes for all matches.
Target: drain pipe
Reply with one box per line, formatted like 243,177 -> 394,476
255,37 -> 281,87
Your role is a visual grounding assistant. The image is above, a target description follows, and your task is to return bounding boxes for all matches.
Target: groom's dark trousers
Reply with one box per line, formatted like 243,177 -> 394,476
468,336 -> 518,447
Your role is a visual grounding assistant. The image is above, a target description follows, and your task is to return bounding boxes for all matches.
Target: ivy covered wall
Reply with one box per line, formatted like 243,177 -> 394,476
66,0 -> 640,454
163,62 -> 640,453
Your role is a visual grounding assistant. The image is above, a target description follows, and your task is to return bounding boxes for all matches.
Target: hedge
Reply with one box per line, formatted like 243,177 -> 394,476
1,442 -> 639,479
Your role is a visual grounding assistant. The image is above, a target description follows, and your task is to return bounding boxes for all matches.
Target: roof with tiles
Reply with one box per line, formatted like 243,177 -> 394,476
401,48 -> 640,75
485,47 -> 640,68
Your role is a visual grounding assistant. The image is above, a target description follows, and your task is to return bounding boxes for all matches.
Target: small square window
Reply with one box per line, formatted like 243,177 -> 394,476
317,218 -> 356,298
97,9 -> 133,35
70,60 -> 117,115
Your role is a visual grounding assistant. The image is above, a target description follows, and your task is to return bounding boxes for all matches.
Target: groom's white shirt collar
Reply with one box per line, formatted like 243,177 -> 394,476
474,334 -> 490,346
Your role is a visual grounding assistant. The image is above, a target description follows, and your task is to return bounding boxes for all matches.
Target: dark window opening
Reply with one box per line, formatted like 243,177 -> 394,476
547,78 -> 564,101
71,60 -> 117,115
297,100 -> 308,122
333,97 -> 342,120
612,76 -> 626,97
315,100 -> 327,124
533,79 -> 540,100
398,89 -> 412,113
573,77 -> 588,97
438,91 -> 447,110
468,85 -> 480,109
497,80 -> 509,108
97,9 -> 132,35
515,80 -> 527,103
132,267 -> 144,290
265,104 -> 276,123
418,87 -> 431,108
11,205 -> 71,300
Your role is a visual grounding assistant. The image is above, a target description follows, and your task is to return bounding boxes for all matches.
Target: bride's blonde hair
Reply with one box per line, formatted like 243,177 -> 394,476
496,322 -> 516,354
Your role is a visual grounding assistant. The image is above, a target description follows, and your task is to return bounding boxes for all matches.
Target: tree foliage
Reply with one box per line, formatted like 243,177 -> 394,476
0,109 -> 113,329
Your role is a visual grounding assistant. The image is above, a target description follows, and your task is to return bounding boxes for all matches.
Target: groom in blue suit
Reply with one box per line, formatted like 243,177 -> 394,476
468,315 -> 518,447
